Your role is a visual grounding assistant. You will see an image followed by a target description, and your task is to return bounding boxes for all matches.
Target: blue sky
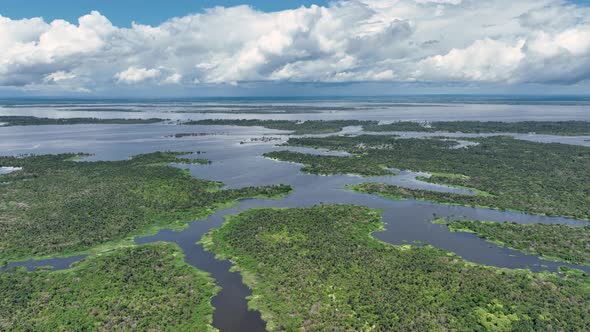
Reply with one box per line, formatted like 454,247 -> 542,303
1,0 -> 331,27
1,0 -> 590,96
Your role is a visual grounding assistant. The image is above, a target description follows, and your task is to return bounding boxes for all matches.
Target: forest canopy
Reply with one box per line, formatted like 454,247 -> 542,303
267,135 -> 590,219
0,243 -> 219,331
438,220 -> 590,266
204,205 -> 590,331
192,119 -> 590,136
0,151 -> 291,263
0,116 -> 164,126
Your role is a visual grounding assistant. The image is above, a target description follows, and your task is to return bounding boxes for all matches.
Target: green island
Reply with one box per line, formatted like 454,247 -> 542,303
184,119 -> 370,135
203,205 -> 590,331
0,152 -> 291,264
432,219 -> 590,266
363,120 -> 590,136
0,242 -> 219,331
168,132 -> 222,138
190,119 -> 590,136
265,135 -> 590,219
173,105 -> 358,114
67,108 -> 142,113
266,150 -> 393,175
0,116 -> 164,126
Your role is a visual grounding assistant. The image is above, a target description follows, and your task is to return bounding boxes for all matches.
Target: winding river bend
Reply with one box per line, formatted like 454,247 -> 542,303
2,110 -> 590,331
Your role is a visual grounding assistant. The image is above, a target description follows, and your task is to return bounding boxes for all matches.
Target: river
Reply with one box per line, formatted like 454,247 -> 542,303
1,101 -> 590,331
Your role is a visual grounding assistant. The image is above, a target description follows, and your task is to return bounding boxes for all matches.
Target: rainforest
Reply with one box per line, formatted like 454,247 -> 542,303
203,205 -> 590,331
268,135 -> 590,219
1,100 -> 589,332
0,152 -> 291,264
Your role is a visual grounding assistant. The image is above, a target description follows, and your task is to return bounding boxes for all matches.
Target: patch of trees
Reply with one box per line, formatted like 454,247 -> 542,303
185,119 -> 375,135
442,220 -> 590,266
204,205 -> 590,331
0,151 -> 291,263
364,121 -> 590,136
191,119 -> 590,136
271,135 -> 590,219
0,243 -> 218,331
265,150 -> 392,175
168,132 -> 223,138
0,116 -> 164,126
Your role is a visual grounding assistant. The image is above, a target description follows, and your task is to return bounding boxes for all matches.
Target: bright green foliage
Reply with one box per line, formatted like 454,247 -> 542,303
0,152 -> 291,263
0,243 -> 218,331
204,205 -> 590,331
269,135 -> 590,219
187,119 -> 372,135
364,120 -> 590,136
266,150 -> 392,176
0,116 -> 164,126
350,182 -> 505,207
444,220 -> 590,266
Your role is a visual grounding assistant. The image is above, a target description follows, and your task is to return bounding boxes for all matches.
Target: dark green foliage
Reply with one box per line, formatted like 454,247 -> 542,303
363,121 -> 433,132
365,120 -> 590,136
266,150 -> 392,175
365,121 -> 590,136
350,182 -> 502,207
271,135 -> 590,219
444,220 -> 590,266
204,205 -> 590,331
186,119 -> 373,135
0,152 -> 291,262
192,119 -> 590,136
170,133 -> 219,138
0,116 -> 164,126
0,243 -> 218,331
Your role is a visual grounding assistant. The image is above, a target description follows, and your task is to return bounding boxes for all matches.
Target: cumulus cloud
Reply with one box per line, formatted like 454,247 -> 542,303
163,73 -> 182,84
44,71 -> 77,82
115,67 -> 161,84
1,0 -> 590,92
416,39 -> 526,82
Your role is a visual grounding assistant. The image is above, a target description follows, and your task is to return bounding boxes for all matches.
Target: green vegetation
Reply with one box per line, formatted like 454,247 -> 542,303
68,108 -> 142,113
185,119 -> 371,135
266,150 -> 393,175
349,182 -> 503,207
190,119 -> 590,136
364,121 -> 590,136
269,135 -> 590,219
0,116 -> 164,126
203,205 -> 590,331
439,220 -> 590,266
174,105 -> 357,114
168,133 -> 220,138
0,152 -> 291,263
0,242 -> 219,331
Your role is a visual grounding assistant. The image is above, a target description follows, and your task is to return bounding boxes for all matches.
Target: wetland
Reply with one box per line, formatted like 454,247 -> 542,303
1,99 -> 589,331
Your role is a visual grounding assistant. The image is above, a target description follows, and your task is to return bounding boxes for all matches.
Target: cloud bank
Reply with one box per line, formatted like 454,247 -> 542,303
1,0 -> 590,93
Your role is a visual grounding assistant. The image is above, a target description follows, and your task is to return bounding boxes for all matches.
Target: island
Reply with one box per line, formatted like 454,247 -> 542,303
203,205 -> 590,331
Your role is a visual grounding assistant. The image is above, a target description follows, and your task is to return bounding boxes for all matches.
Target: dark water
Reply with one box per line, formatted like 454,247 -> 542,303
2,102 -> 590,331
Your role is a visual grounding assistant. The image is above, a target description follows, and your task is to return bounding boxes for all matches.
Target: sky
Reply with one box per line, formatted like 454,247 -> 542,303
1,0 -> 590,97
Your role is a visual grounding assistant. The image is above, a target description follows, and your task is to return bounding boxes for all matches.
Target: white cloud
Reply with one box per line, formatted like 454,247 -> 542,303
163,73 -> 182,84
416,39 -> 526,82
1,0 -> 590,92
44,71 -> 77,82
115,67 -> 161,84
